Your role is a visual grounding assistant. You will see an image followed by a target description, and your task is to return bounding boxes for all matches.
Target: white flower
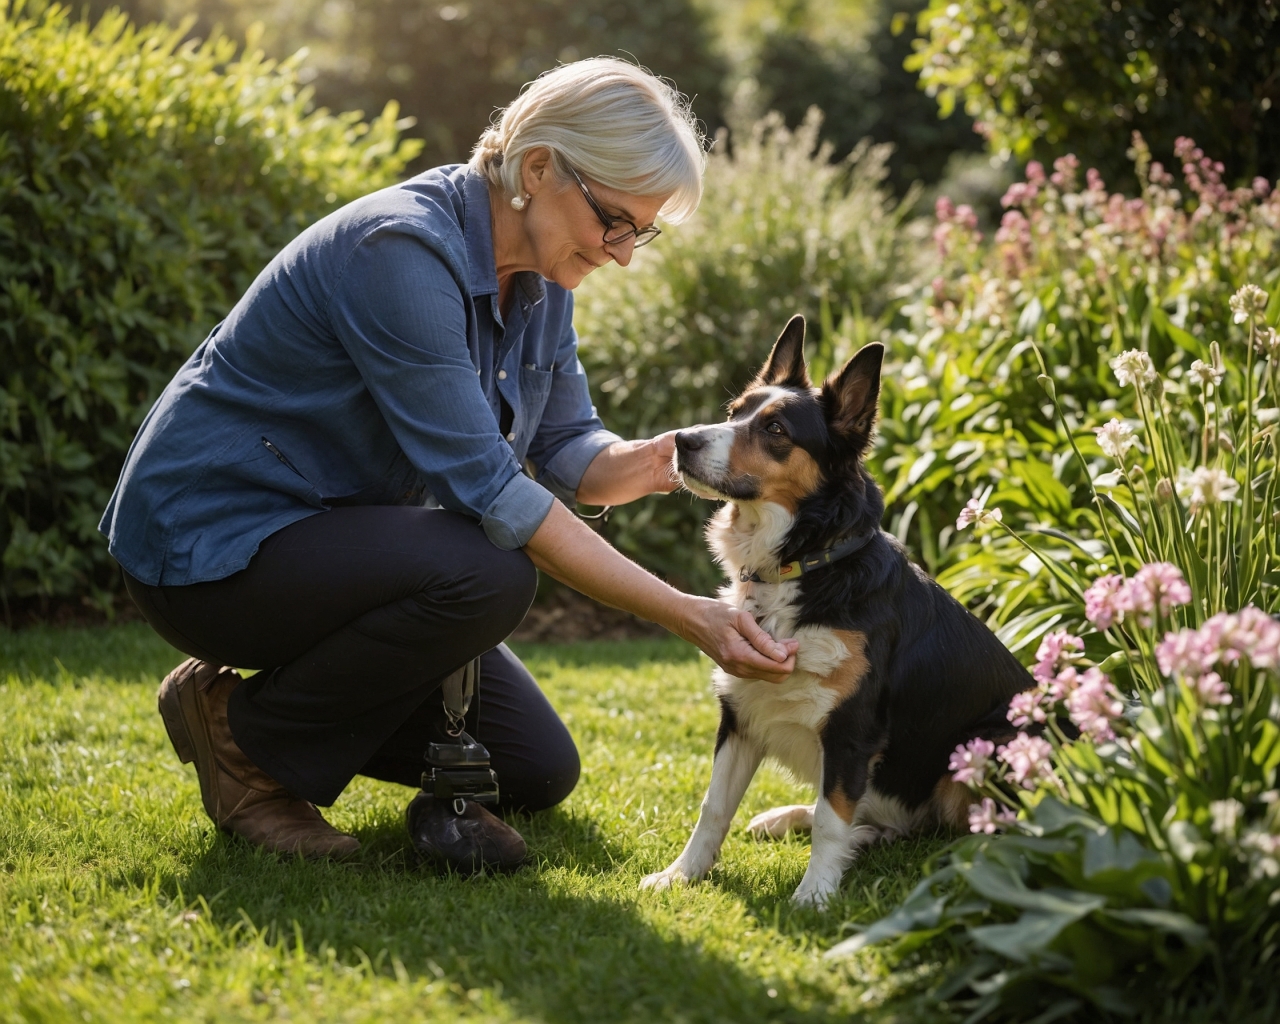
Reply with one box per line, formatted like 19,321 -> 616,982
1176,466 -> 1240,512
1110,350 -> 1157,389
1093,418 -> 1137,460
1230,284 -> 1268,324
1241,826 -> 1280,879
1258,327 -> 1280,361
1209,798 -> 1245,837
1188,359 -> 1223,387
956,498 -> 1003,530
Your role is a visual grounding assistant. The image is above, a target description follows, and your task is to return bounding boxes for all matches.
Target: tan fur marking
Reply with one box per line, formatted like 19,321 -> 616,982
931,777 -> 973,830
820,630 -> 870,699
827,787 -> 856,824
726,429 -> 823,513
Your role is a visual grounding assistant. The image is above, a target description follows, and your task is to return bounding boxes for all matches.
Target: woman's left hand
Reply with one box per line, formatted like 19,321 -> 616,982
576,432 -> 679,506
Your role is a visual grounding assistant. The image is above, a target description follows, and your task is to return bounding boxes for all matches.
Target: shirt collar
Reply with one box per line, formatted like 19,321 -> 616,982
461,168 -> 547,307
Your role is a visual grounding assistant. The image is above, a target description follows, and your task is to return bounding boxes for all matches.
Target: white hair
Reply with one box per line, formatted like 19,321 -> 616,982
470,57 -> 706,223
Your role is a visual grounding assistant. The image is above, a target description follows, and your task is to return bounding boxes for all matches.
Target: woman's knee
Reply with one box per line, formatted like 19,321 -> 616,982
504,739 -> 580,814
479,546 -> 537,634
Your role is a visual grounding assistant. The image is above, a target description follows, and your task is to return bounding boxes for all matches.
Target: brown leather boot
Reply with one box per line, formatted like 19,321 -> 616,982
157,658 -> 360,859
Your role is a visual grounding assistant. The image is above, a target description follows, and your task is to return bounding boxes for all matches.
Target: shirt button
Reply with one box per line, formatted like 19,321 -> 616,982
497,369 -> 507,380
506,431 -> 516,442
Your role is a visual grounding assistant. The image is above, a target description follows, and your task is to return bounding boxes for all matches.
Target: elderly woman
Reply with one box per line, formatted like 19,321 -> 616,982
100,58 -> 797,871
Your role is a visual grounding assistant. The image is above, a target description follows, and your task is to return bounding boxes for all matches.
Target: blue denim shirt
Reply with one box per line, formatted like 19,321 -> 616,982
100,165 -> 621,586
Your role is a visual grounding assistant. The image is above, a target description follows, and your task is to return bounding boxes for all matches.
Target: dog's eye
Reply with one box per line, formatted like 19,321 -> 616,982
765,421 -> 785,436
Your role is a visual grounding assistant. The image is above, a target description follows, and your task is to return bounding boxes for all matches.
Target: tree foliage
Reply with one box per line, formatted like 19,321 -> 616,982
84,0 -> 728,172
909,0 -> 1280,186
0,1 -> 419,614
753,0 -> 984,193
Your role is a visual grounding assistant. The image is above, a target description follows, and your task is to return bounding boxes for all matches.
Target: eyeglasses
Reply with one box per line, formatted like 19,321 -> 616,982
567,165 -> 661,249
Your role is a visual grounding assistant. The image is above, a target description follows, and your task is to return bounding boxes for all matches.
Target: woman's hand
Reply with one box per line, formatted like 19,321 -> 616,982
677,596 -> 799,683
575,432 -> 679,507
525,501 -> 797,682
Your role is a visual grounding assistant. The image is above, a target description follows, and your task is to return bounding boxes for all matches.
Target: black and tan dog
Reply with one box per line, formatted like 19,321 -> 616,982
640,315 -> 1032,907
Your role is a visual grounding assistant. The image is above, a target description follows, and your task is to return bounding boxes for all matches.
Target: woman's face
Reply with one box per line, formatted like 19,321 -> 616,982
520,151 -> 671,290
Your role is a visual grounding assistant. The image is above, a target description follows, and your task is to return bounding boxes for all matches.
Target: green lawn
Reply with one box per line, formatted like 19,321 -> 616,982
0,625 -> 950,1023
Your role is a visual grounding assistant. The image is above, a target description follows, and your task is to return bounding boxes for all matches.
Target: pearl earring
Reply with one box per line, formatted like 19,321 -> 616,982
510,193 -> 528,211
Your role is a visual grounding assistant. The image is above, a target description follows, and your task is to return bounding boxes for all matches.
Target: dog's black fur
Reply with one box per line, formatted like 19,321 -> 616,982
703,315 -> 1031,822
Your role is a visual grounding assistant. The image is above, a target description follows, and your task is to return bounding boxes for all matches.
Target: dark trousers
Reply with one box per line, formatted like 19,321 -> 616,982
124,506 -> 579,810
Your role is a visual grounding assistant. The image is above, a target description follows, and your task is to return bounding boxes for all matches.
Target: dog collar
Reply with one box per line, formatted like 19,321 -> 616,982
739,532 -> 876,585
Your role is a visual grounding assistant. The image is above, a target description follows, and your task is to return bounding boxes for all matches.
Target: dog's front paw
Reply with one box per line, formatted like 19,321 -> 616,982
790,880 -> 838,909
640,863 -> 695,892
748,804 -> 815,840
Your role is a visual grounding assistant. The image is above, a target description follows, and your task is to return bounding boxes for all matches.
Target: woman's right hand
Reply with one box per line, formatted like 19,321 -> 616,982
677,596 -> 798,683
525,501 -> 798,680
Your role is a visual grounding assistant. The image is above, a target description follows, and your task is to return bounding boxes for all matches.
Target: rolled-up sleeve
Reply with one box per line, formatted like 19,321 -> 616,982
527,299 -> 622,505
329,229 -> 554,548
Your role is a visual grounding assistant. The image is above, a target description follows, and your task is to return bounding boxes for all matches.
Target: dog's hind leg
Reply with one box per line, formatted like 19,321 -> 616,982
641,732 -> 762,892
747,804 -> 814,839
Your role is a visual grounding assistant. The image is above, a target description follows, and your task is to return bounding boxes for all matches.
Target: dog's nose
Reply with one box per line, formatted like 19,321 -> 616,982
675,430 -> 706,453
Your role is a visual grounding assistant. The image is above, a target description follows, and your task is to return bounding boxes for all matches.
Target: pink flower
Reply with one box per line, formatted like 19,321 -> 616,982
956,498 -> 1002,530
1044,665 -> 1085,706
1188,671 -> 1232,707
949,737 -> 996,786
1253,177 -> 1272,199
1224,607 -> 1280,669
997,733 -> 1055,790
968,797 -> 1017,834
1084,574 -> 1127,630
1066,668 -> 1125,742
955,204 -> 979,231
1051,154 -> 1080,190
1126,562 -> 1192,627
1156,627 -> 1219,678
1008,690 -> 1048,727
1025,161 -> 1046,186
1046,665 -> 1082,702
935,195 -> 955,222
1032,630 -> 1085,686
1001,182 -> 1038,208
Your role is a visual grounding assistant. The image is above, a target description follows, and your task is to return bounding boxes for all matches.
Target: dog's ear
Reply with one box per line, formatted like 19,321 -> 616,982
755,315 -> 810,389
822,343 -> 883,447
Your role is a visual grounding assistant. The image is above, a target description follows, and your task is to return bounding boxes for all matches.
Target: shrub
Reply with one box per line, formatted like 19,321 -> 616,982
0,2 -> 419,615
574,108 -> 915,593
833,285 -> 1280,1019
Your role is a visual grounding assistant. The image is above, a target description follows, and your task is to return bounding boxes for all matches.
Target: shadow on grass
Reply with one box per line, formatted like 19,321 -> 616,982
169,811 -> 842,1024
0,624 -> 701,684
716,830 -> 952,931
0,622 -> 180,683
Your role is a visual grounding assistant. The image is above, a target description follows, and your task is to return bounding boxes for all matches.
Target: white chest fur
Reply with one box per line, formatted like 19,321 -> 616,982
707,501 -> 859,785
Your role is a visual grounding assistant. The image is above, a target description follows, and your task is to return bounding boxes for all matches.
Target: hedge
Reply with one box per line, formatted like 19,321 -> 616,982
0,2 -> 419,615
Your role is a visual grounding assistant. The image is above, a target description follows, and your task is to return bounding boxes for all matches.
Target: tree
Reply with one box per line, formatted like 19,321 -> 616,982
910,0 -> 1280,185
752,0 -> 985,193
84,0 -> 727,172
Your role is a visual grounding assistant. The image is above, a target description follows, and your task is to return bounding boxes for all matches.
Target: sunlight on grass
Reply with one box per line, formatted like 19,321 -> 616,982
0,625 -> 948,1023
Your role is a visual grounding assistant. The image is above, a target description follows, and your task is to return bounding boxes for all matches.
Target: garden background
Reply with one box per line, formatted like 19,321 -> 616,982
2,0 -> 1279,1021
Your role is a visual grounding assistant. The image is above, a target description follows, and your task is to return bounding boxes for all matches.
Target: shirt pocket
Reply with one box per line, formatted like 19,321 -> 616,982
257,436 -> 326,509
513,364 -> 553,459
